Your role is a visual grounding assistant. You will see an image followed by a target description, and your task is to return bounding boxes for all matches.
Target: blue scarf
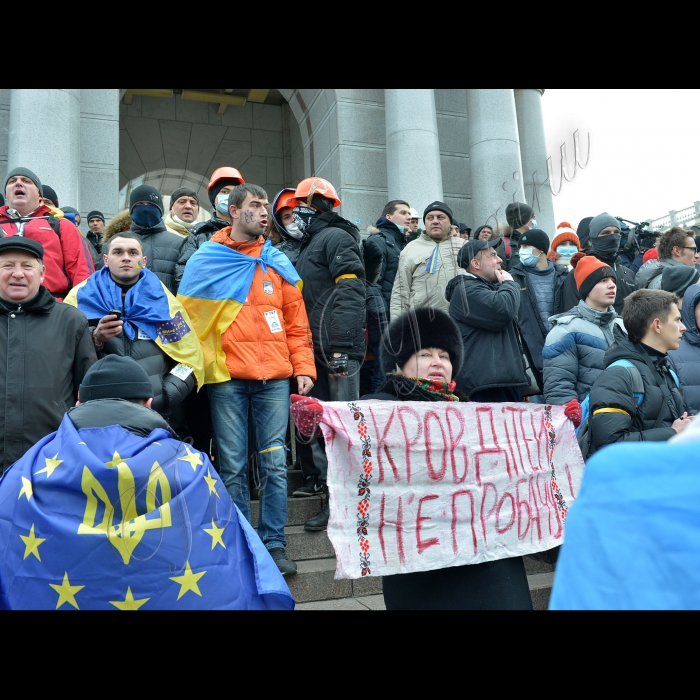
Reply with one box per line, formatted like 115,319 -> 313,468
73,266 -> 172,341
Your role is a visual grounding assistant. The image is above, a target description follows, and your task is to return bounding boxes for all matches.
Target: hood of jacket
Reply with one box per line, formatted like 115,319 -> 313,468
445,271 -> 493,302
101,209 -> 133,247
604,333 -> 668,371
549,299 -> 618,329
681,282 -> 700,346
306,210 -> 360,241
374,216 -> 407,248
68,398 -> 176,438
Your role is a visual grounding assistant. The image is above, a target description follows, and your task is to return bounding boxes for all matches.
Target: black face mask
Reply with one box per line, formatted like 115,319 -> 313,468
293,206 -> 317,234
591,234 -> 621,261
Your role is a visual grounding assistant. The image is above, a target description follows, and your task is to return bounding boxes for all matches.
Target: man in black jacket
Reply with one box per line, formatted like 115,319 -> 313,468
561,212 -> 635,313
589,289 -> 692,453
366,199 -> 412,391
127,185 -> 184,296
510,228 -> 569,396
292,177 -> 366,530
86,234 -> 197,432
0,237 -> 96,474
446,238 -> 529,401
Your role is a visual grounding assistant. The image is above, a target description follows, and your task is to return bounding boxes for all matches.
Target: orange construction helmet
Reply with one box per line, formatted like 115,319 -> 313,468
274,188 -> 297,214
294,177 -> 341,209
207,166 -> 245,205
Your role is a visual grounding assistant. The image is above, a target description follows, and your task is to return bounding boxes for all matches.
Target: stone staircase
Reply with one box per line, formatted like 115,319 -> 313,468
252,468 -> 555,610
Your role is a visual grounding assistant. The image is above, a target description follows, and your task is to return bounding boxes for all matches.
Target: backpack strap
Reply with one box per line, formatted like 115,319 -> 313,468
47,216 -> 61,240
607,360 -> 644,406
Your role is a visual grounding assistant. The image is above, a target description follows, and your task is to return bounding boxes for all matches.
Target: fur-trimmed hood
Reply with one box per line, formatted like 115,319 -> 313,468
366,225 -> 381,235
101,209 -> 132,247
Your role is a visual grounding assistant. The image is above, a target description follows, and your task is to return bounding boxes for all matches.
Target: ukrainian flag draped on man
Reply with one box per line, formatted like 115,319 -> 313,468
0,412 -> 295,610
177,239 -> 301,385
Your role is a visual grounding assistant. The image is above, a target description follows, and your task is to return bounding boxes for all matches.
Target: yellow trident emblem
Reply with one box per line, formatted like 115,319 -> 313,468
77,460 -> 172,565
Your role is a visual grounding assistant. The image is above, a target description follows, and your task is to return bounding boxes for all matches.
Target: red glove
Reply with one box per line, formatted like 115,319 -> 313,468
564,398 -> 582,428
290,394 -> 324,437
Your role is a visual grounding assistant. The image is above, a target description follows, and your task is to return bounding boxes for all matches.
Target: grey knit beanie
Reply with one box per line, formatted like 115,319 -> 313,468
589,212 -> 621,238
5,167 -> 42,196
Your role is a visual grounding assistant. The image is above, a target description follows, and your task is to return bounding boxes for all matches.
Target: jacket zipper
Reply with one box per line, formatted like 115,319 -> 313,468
249,273 -> 267,384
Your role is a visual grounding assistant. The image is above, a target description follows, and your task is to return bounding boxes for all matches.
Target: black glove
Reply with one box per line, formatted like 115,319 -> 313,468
328,353 -> 349,375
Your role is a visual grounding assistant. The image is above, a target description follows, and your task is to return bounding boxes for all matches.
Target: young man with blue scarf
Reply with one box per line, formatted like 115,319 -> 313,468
177,183 -> 316,576
64,234 -> 204,434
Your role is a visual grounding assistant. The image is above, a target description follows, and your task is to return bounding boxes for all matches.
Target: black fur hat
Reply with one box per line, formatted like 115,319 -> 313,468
380,306 -> 464,377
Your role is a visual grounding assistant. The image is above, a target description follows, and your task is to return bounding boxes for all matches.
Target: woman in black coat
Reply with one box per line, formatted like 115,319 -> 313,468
362,307 -> 533,611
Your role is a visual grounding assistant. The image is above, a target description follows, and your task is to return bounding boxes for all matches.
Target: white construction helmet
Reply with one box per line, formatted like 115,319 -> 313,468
409,208 -> 419,220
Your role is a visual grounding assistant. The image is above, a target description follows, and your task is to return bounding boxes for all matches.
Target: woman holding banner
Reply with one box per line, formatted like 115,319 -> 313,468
362,307 -> 533,610
291,307 -> 533,610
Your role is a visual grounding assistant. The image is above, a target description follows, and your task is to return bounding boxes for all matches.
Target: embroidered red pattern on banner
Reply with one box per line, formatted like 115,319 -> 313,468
349,402 -> 372,576
544,405 -> 568,521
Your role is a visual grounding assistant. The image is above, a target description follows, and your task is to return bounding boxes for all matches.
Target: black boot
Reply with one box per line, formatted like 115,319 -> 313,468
304,488 -> 329,531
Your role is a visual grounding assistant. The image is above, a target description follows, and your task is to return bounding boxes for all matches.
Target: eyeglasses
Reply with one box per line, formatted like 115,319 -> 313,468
682,246 -> 698,253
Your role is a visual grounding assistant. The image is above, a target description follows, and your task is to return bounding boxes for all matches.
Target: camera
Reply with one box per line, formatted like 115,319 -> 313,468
615,217 -> 660,254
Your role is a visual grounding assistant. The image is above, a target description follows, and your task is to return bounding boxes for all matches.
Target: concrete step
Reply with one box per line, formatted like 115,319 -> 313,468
285,525 -> 334,561
292,572 -> 553,610
286,557 -> 382,604
251,494 -> 324,527
296,594 -> 386,611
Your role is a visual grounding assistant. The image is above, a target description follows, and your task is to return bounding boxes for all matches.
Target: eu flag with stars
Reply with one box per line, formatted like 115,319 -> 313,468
0,414 -> 294,610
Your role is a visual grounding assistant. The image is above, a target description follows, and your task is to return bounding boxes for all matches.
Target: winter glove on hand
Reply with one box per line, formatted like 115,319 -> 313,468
564,398 -> 582,428
290,394 -> 324,437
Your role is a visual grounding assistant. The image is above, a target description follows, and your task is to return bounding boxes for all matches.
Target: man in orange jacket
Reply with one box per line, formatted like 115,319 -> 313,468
184,183 -> 316,577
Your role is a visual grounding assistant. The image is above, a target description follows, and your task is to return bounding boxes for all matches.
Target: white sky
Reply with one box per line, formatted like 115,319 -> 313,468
540,89 -> 700,229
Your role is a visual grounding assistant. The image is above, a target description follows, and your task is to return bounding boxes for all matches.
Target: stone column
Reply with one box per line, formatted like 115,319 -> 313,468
514,88 -> 556,238
466,89 -> 525,230
385,89 -> 443,216
8,89 -> 81,209
79,89 -> 120,225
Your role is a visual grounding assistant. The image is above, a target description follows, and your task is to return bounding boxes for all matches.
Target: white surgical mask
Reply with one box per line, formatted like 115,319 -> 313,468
530,219 -> 538,229
216,194 -> 229,216
519,247 -> 539,267
285,222 -> 304,240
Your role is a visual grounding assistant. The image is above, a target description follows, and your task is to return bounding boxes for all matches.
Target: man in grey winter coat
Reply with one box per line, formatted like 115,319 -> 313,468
543,256 -> 624,406
635,226 -> 699,290
669,282 -> 700,414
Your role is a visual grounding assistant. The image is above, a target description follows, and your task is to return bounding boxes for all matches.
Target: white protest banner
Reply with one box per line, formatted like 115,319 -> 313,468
318,400 -> 584,580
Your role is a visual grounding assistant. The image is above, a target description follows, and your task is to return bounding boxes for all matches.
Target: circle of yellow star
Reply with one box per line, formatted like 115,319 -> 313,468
49,572 -> 84,610
203,520 -> 226,550
170,561 -> 206,600
109,586 -> 150,611
179,446 -> 203,470
35,453 -> 64,478
18,476 -> 33,501
20,523 -> 46,561
204,468 -> 219,497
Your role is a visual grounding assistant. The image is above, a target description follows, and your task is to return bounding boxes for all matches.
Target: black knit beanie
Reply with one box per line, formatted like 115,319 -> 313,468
506,202 -> 534,229
519,229 -> 551,254
87,210 -> 105,223
208,179 -> 239,206
42,185 -> 59,207
380,306 -> 464,376
423,201 -> 454,225
130,185 -> 163,215
79,356 -> 153,402
170,188 -> 199,209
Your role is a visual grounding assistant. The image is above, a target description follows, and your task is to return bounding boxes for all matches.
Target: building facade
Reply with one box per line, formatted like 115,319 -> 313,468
0,89 -> 555,236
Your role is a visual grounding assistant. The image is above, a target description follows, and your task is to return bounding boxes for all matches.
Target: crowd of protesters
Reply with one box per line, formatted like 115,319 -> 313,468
0,162 -> 698,588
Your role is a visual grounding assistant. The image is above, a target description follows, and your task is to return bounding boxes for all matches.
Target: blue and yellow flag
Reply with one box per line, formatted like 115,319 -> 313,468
65,267 -> 205,389
550,441 -> 700,610
177,239 -> 301,385
0,413 -> 294,610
